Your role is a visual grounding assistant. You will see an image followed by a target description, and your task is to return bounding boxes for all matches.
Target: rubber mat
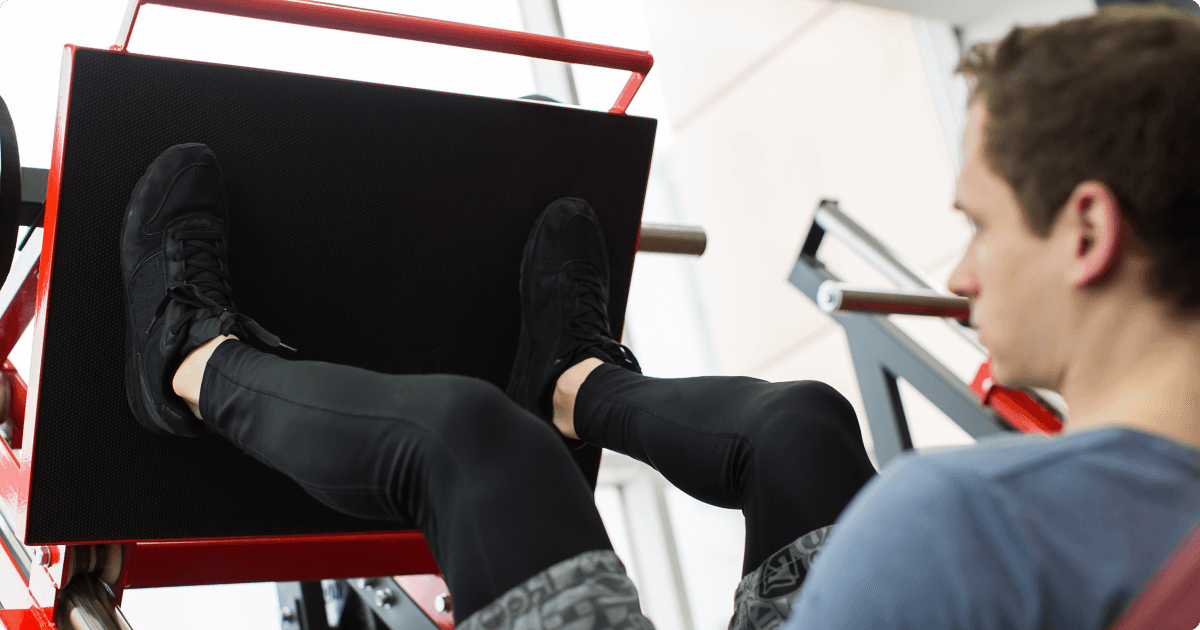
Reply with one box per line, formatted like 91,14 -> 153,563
25,47 -> 655,543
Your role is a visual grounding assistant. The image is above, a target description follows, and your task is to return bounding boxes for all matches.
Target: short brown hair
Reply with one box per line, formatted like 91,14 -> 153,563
956,4 -> 1200,311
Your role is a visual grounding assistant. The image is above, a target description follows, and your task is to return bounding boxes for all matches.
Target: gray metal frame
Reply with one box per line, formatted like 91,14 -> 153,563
789,199 -> 1010,467
278,577 -> 441,630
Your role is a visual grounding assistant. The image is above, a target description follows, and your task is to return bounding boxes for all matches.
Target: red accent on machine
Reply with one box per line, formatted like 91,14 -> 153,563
971,359 -> 1063,435
113,0 -> 654,114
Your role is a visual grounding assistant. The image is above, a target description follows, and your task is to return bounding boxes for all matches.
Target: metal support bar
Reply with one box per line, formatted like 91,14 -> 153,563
812,199 -> 984,352
0,487 -> 29,581
790,246 -> 1007,467
122,531 -> 437,589
880,366 -> 914,453
818,281 -> 970,321
55,574 -> 133,630
115,0 -> 654,114
637,223 -> 706,256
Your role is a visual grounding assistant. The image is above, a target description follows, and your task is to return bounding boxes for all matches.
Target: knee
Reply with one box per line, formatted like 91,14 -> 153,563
439,375 -> 510,421
756,381 -> 864,446
431,375 -> 561,459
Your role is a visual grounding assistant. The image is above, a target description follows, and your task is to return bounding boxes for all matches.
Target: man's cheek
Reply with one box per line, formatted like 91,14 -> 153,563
975,240 -> 989,268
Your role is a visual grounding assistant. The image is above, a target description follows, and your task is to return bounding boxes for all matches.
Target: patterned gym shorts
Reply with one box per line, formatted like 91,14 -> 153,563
458,549 -> 656,630
728,525 -> 836,630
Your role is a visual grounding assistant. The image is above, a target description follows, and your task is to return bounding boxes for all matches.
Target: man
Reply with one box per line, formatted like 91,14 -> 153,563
119,5 -> 1200,630
784,4 -> 1200,628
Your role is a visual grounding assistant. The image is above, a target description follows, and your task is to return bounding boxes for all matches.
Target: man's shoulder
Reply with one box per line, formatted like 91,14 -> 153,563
790,428 -> 1200,629
890,425 -> 1194,485
873,432 -> 1063,498
866,426 -> 1200,542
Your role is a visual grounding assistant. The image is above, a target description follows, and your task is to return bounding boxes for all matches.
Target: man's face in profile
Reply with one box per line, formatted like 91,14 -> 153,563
948,99 -> 1072,391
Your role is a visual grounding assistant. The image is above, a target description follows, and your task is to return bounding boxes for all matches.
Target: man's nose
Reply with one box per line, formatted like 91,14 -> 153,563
946,254 -> 978,299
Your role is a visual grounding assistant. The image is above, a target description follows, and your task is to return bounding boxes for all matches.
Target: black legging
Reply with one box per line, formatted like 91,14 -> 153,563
576,363 -> 877,574
200,339 -> 611,622
198,340 -> 876,622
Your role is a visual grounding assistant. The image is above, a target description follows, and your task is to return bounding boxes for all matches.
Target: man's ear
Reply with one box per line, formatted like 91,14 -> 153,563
1068,181 -> 1123,289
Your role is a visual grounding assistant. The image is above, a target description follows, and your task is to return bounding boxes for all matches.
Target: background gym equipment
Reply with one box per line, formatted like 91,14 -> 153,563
0,0 -> 705,627
792,197 -> 1200,625
791,198 -> 1065,465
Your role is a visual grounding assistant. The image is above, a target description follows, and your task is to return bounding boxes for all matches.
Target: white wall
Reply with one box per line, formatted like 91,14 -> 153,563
963,0 -> 1097,47
841,0 -> 1097,41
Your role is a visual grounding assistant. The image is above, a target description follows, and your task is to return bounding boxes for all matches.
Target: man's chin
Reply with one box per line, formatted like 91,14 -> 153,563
988,353 -> 1013,387
989,358 -> 1036,390
990,360 -> 1009,387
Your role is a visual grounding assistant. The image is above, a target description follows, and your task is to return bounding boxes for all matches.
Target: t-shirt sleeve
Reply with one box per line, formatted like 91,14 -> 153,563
783,453 -> 1040,630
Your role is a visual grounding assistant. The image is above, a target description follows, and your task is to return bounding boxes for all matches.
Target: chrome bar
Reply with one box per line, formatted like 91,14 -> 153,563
57,574 -> 133,630
812,200 -> 986,354
818,282 -> 970,321
638,223 -> 706,256
0,490 -> 28,580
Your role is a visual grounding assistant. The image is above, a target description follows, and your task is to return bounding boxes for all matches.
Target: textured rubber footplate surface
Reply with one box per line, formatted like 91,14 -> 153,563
26,48 -> 655,543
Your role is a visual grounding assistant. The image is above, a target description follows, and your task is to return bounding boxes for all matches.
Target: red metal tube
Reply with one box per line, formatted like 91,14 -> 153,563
116,0 -> 655,113
971,360 -> 1063,435
123,532 -> 439,588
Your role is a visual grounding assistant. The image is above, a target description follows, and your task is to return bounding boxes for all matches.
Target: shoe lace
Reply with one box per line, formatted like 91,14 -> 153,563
154,229 -> 295,352
565,269 -> 638,369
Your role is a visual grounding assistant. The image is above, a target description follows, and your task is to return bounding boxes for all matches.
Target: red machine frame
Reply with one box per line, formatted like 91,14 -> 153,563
970,359 -> 1063,435
0,1 -> 656,627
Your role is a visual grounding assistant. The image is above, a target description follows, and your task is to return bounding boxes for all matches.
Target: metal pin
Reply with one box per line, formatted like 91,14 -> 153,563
374,588 -> 396,608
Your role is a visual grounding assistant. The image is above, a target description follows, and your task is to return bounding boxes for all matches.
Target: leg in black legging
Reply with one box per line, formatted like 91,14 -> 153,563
198,340 -> 613,622
573,363 -> 877,575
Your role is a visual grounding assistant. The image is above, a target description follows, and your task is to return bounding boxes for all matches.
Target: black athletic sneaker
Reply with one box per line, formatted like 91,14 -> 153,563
507,198 -> 641,423
122,143 -> 292,437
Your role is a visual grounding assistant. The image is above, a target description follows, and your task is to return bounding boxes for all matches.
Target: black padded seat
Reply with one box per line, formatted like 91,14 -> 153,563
27,48 -> 655,544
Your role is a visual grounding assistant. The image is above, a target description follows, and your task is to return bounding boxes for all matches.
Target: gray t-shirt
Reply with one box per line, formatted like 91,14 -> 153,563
784,427 -> 1200,629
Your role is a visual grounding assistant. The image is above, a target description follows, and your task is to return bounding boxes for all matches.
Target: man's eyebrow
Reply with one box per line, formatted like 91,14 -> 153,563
952,200 -> 972,213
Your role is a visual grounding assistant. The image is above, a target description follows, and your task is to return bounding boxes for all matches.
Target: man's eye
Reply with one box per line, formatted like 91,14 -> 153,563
967,217 -> 982,235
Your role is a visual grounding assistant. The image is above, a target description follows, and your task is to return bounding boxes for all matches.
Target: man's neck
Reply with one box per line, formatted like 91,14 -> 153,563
1060,309 -> 1200,451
